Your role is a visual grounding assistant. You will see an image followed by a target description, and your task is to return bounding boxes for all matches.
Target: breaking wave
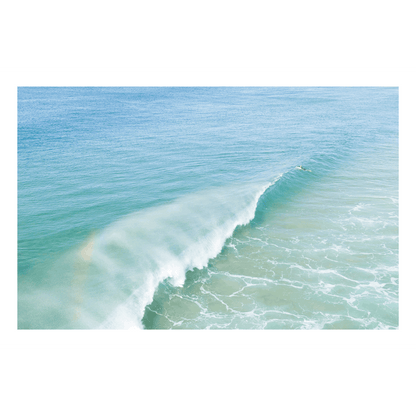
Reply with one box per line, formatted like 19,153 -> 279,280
19,175 -> 286,329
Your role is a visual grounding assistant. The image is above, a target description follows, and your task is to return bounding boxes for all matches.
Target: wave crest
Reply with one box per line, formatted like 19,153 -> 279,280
95,181 -> 276,329
18,173 -> 286,329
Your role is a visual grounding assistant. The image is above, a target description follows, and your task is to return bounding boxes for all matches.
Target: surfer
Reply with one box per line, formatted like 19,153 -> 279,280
296,165 -> 312,172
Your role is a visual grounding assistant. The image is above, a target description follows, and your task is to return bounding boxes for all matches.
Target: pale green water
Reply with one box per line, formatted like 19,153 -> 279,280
18,87 -> 398,329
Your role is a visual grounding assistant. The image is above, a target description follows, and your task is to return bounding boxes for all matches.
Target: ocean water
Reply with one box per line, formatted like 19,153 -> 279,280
17,87 -> 398,329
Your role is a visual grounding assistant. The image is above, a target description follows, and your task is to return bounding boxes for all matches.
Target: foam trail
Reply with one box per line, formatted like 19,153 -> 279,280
87,179 -> 279,329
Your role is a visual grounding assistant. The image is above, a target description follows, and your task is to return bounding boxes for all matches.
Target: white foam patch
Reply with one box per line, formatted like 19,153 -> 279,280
95,179 -> 278,329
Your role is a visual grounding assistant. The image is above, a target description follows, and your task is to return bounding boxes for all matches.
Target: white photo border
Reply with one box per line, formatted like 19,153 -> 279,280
0,68 -> 416,348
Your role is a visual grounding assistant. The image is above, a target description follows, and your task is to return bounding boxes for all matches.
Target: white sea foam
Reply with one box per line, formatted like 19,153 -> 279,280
92,180 -> 276,329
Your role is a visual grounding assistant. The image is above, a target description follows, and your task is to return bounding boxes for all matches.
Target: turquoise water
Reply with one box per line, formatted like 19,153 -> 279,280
18,87 -> 398,329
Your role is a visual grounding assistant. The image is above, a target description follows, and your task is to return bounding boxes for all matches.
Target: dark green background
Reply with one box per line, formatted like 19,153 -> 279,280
0,0 -> 416,67
0,0 -> 416,416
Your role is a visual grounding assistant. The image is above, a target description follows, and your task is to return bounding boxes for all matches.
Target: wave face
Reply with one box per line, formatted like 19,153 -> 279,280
18,180 -> 274,329
18,87 -> 398,329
